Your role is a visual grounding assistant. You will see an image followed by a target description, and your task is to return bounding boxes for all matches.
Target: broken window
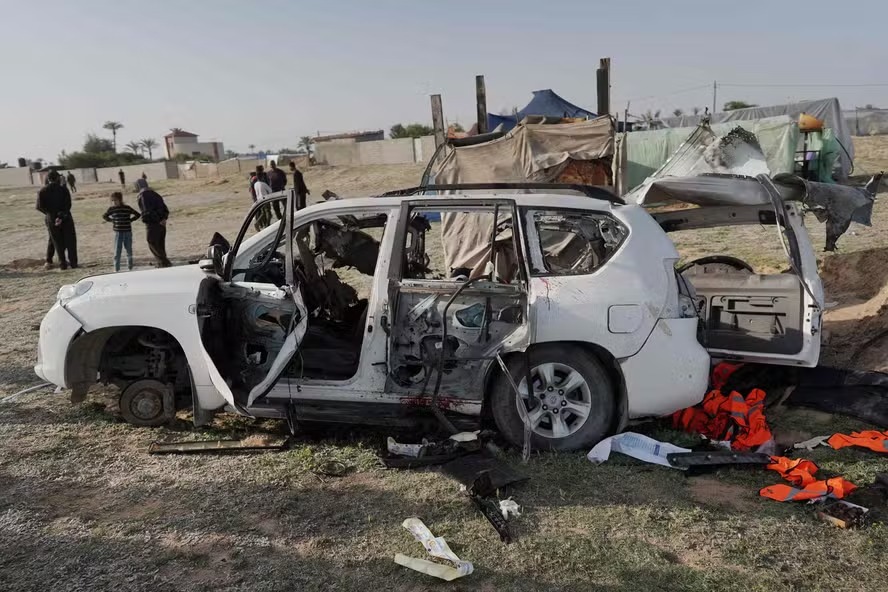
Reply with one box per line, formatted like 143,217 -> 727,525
529,210 -> 627,276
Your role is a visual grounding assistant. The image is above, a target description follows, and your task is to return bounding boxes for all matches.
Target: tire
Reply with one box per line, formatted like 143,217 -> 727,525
119,379 -> 172,427
490,344 -> 615,451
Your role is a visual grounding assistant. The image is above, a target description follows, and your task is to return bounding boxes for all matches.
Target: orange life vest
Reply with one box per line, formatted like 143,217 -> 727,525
671,387 -> 773,451
827,430 -> 888,453
760,477 -> 857,502
765,456 -> 818,487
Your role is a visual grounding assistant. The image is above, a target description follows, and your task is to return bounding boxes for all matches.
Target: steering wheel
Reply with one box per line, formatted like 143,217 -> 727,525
676,255 -> 754,274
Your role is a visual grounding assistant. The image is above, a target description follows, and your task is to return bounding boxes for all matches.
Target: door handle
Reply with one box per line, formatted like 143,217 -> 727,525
380,314 -> 390,335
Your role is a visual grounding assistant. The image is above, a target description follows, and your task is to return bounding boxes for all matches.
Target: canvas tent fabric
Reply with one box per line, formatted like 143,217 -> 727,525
659,98 -> 853,179
626,116 -> 798,191
845,108 -> 888,136
487,89 -> 597,134
432,117 -> 614,276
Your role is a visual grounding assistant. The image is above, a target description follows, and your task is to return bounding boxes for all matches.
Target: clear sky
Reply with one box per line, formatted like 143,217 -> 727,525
0,0 -> 884,163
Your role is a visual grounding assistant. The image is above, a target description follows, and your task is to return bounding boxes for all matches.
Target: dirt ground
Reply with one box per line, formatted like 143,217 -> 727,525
3,152 -> 888,591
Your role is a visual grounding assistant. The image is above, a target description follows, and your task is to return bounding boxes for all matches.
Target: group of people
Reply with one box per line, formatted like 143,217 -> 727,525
37,171 -> 171,272
248,160 -> 310,230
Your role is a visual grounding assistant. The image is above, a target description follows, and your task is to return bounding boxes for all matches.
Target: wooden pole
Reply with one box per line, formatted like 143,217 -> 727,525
712,81 -> 717,114
431,94 -> 445,148
475,75 -> 489,134
596,57 -> 611,117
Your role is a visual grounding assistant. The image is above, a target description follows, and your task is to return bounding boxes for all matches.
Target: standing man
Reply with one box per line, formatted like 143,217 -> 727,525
251,173 -> 273,231
66,171 -> 77,193
267,160 -> 287,219
136,178 -> 172,268
36,171 -> 78,270
289,160 -> 310,211
118,169 -> 126,188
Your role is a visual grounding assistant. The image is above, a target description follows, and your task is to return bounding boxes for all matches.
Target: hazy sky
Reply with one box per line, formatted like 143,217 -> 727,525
1,0 -> 884,163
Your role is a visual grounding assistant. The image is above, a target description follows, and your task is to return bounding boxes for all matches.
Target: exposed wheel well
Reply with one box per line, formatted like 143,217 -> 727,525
65,326 -> 191,407
481,341 -> 628,433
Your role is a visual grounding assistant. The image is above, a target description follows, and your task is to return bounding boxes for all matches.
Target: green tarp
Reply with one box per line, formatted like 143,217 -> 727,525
626,116 -> 798,191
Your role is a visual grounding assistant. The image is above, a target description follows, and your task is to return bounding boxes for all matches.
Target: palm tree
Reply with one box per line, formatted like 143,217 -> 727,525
125,141 -> 142,155
692,106 -> 702,115
642,109 -> 662,130
248,144 -> 256,153
103,121 -> 124,152
140,138 -> 158,160
672,108 -> 684,117
298,136 -> 313,155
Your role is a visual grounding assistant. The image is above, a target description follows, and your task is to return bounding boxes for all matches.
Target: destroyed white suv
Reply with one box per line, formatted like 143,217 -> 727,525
35,181 -> 823,450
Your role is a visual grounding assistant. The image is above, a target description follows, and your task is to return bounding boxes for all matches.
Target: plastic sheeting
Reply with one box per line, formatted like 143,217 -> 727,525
845,108 -> 888,136
659,98 -> 853,179
486,89 -> 597,134
626,116 -> 798,191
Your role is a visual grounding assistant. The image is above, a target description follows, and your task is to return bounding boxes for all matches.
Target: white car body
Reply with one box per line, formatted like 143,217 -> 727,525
35,183 -> 823,449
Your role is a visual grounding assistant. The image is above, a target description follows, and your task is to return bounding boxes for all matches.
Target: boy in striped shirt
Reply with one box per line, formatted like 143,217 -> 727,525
102,192 -> 141,272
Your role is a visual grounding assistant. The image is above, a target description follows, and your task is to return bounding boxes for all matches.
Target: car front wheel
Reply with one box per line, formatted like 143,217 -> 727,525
490,345 -> 615,451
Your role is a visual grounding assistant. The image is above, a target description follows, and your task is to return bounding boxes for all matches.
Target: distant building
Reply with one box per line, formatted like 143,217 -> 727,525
313,130 -> 384,145
163,129 -> 224,160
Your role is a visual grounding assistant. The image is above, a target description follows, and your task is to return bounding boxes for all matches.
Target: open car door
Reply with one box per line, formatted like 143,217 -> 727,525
653,177 -> 824,367
195,191 -> 307,412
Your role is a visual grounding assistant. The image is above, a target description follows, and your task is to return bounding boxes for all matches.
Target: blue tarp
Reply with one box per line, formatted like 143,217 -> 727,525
487,89 -> 597,133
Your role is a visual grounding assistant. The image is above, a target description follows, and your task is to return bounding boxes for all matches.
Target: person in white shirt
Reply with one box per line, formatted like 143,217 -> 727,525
252,174 -> 274,230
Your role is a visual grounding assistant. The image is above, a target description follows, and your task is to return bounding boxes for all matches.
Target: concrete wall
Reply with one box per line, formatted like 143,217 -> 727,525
94,161 -> 179,185
0,167 -> 33,187
315,135 -> 436,166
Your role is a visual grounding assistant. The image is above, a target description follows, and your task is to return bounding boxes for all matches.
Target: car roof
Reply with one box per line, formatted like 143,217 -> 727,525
301,192 -> 626,215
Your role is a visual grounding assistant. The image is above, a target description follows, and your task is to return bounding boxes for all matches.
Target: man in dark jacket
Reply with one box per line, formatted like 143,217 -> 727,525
36,171 -> 78,270
267,161 -> 287,219
136,178 -> 172,268
289,160 -> 310,211
66,172 -> 77,193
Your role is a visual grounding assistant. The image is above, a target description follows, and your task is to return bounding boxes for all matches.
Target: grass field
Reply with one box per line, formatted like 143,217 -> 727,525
2,155 -> 888,591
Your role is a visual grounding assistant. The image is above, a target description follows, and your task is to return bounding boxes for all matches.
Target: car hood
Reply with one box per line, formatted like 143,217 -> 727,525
79,264 -> 206,297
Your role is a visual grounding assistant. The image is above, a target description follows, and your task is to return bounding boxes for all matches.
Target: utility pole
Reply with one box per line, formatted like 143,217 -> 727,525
430,94 -> 445,148
597,57 -> 611,117
475,75 -> 489,134
712,80 -> 717,114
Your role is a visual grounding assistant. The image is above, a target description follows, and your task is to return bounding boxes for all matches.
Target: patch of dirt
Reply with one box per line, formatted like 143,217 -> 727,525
3,258 -> 45,270
688,478 -> 760,513
821,247 -> 888,371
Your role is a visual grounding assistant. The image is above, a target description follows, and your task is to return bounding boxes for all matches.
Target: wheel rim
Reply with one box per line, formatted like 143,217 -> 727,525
129,389 -> 163,421
515,362 -> 593,439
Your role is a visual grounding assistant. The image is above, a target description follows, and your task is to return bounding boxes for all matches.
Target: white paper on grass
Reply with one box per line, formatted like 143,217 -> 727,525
587,432 -> 690,469
395,518 -> 474,581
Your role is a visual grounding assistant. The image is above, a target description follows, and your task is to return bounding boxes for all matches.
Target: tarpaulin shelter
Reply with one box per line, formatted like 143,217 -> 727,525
429,116 -> 615,276
487,89 -> 597,134
658,98 -> 853,179
625,116 -> 800,192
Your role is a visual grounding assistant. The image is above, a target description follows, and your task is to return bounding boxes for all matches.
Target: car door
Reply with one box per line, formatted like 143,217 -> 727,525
653,178 -> 824,367
195,190 -> 308,411
383,198 -> 532,410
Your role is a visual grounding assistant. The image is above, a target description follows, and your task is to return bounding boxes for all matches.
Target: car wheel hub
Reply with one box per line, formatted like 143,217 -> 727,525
130,389 -> 163,420
516,362 -> 593,440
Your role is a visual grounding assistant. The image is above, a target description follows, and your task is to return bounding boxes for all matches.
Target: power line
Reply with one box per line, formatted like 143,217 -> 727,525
624,84 -> 711,103
720,82 -> 888,88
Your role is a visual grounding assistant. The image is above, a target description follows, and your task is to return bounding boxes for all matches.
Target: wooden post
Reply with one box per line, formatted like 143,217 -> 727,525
475,75 -> 489,134
596,57 -> 611,117
431,94 -> 445,148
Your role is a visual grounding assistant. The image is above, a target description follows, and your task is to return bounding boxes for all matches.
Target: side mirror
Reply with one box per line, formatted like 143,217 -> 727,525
199,244 -> 224,276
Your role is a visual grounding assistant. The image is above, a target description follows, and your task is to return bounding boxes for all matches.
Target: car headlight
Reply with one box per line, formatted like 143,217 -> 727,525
58,281 -> 93,304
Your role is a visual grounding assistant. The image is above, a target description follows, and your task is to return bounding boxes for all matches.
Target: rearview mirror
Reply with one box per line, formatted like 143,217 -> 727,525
199,244 -> 224,276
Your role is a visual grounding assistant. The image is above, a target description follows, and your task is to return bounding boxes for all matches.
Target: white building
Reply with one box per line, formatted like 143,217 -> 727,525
163,129 -> 224,161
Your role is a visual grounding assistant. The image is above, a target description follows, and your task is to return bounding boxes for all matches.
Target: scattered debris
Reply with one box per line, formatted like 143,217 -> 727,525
666,451 -> 771,475
793,435 -> 830,450
760,455 -> 857,502
0,382 -> 53,404
387,437 -> 426,458
587,432 -> 690,469
818,500 -> 869,528
499,498 -> 521,520
468,471 -> 513,543
148,438 -> 289,454
394,518 -> 474,582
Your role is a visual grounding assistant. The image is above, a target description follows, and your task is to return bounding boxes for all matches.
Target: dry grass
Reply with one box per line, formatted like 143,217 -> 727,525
3,147 -> 888,591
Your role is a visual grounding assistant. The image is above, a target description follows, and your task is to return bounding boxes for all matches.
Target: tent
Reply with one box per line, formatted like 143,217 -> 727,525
487,89 -> 597,133
625,116 -> 800,191
658,98 -> 853,179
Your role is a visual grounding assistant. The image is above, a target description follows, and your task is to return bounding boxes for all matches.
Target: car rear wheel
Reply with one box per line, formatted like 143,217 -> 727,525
490,345 -> 615,451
